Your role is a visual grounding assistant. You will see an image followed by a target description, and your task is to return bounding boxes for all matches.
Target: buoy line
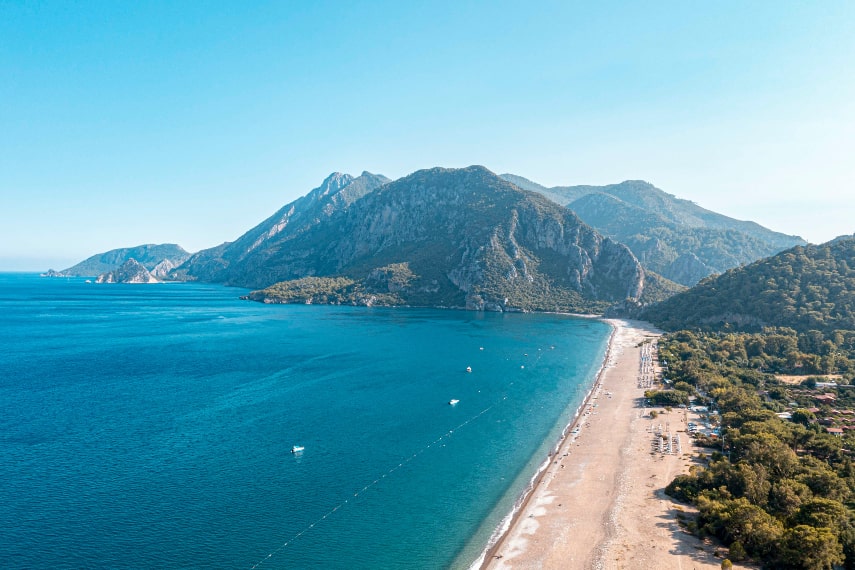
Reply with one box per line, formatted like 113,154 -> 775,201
250,397 -> 507,568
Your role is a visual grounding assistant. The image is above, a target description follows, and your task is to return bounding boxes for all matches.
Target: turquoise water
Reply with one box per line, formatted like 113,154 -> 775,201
0,274 -> 611,569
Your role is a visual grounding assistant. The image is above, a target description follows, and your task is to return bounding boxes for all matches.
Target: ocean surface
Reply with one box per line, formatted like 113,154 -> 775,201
0,274 -> 611,569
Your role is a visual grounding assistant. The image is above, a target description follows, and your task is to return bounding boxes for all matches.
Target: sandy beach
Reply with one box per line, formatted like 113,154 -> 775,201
478,319 -> 730,570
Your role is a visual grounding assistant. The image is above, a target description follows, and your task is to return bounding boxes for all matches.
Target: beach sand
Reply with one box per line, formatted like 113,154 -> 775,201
479,319 -> 730,570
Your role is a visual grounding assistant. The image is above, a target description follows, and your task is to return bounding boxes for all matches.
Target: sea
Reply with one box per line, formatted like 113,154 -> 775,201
0,273 -> 612,569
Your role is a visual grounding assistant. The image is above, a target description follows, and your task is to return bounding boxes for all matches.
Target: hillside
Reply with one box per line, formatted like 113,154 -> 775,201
500,175 -> 805,285
647,237 -> 855,333
201,165 -> 676,313
173,171 -> 390,284
61,244 -> 191,276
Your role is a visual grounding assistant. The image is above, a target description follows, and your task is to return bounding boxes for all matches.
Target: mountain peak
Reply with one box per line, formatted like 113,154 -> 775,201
315,172 -> 355,198
618,180 -> 656,188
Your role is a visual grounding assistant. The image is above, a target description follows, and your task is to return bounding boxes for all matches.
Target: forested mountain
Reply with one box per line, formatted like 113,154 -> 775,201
648,238 -> 855,334
198,166 -> 677,313
500,175 -> 805,286
60,244 -> 191,277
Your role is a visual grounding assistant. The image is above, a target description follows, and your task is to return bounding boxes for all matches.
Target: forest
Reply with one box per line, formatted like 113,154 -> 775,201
660,330 -> 855,569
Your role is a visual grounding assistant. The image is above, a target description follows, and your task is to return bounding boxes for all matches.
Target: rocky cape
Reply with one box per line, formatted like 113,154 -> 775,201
500,174 -> 806,286
96,259 -> 159,284
177,166 -> 680,313
61,243 -> 191,277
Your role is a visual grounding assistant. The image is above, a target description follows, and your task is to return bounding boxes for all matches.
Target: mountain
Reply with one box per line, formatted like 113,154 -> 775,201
646,237 -> 855,333
220,166 -> 678,313
95,259 -> 158,283
61,244 -> 191,277
172,171 -> 391,284
499,175 -> 806,286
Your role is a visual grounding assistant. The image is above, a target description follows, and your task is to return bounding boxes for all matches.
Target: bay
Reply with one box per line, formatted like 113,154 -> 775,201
0,274 -> 610,568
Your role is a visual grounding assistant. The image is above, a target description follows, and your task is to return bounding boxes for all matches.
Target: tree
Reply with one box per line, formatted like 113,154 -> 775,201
728,540 -> 746,561
791,408 -> 816,426
793,498 -> 849,530
801,376 -> 818,389
777,525 -> 843,570
721,559 -> 733,570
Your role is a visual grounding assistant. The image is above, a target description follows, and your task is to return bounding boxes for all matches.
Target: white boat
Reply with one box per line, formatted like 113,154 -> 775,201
466,366 -> 472,373
291,445 -> 304,453
448,399 -> 460,405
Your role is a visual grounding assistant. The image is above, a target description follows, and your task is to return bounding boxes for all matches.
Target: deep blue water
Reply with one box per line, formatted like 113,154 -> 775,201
0,274 -> 610,569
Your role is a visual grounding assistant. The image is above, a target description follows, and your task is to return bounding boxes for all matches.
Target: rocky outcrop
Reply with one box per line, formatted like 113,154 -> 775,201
150,258 -> 179,278
666,253 -> 711,286
40,269 -> 67,277
244,166 -> 663,314
96,259 -> 158,283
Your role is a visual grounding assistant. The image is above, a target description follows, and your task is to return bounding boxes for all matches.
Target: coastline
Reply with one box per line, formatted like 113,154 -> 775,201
475,318 -> 732,569
469,318 -> 619,569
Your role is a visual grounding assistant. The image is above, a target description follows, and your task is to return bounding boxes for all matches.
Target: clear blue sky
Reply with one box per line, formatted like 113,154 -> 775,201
2,1 -> 853,270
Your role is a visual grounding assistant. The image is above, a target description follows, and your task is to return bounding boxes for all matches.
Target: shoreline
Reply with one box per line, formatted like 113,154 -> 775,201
470,319 -> 619,569
475,319 -> 730,569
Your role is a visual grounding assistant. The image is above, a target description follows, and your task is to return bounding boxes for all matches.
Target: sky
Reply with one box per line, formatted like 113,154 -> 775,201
2,1 -> 853,270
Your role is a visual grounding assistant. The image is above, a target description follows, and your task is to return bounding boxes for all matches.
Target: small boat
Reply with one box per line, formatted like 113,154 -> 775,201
466,366 -> 472,373
448,399 -> 460,405
291,445 -> 304,453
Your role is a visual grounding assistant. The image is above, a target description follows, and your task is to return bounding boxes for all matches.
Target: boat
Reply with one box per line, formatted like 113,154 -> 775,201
448,399 -> 460,405
466,366 -> 472,373
291,445 -> 304,453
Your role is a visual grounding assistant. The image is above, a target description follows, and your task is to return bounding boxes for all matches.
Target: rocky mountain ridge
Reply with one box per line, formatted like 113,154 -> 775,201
220,166 -> 680,313
172,171 -> 391,284
499,174 -> 806,285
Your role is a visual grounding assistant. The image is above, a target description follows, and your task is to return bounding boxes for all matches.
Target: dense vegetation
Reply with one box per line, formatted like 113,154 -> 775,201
660,331 -> 855,569
650,238 -> 855,333
646,238 -> 855,567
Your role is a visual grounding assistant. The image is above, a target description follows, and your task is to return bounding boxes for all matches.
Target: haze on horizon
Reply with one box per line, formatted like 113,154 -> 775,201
2,1 -> 853,271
